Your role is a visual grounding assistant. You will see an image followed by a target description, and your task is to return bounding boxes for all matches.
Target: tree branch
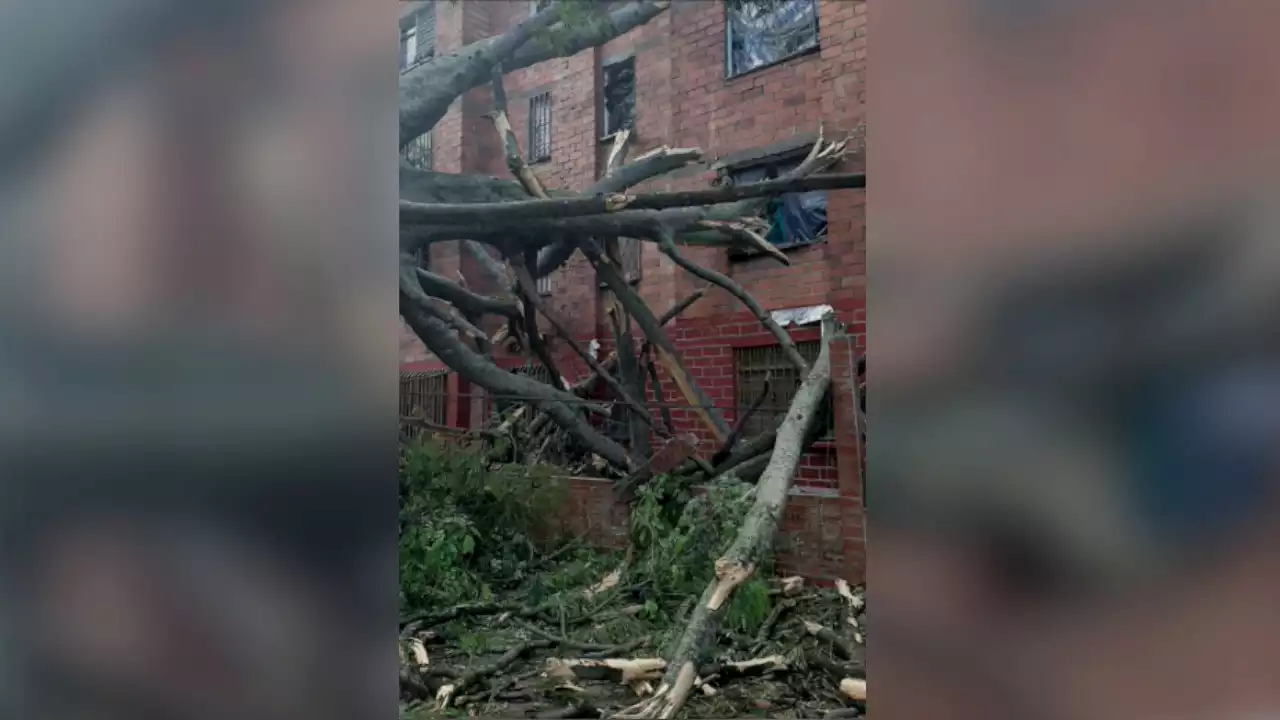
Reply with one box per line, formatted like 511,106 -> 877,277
415,268 -> 521,320
488,66 -> 550,199
399,173 -> 865,225
401,293 -> 630,470
399,1 -> 668,147
509,257 -> 659,434
579,239 -> 731,443
654,227 -> 810,375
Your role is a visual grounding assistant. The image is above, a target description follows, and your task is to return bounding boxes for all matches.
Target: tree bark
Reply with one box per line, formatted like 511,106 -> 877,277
616,313 -> 836,720
399,1 -> 668,147
400,173 -> 865,225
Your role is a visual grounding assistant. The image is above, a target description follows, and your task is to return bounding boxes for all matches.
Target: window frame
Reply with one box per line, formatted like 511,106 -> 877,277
402,130 -> 433,170
725,150 -> 829,256
733,340 -> 834,440
527,91 -> 553,164
724,0 -> 822,80
600,56 -> 636,141
400,4 -> 436,74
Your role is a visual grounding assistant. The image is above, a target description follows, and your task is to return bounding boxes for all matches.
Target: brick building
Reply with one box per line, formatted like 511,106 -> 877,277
400,0 -> 866,581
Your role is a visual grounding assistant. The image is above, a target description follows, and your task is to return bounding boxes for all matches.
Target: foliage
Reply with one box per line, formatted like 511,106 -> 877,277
628,474 -> 774,632
399,438 -> 567,611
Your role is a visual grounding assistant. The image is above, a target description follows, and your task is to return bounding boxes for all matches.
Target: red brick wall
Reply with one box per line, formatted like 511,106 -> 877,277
401,0 -> 868,582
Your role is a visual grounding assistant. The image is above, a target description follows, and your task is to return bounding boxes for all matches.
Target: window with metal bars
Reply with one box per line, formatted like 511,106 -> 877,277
601,57 -> 635,139
536,271 -> 552,295
725,0 -> 820,78
403,131 -> 432,170
528,92 -> 553,163
733,341 -> 834,439
400,370 -> 449,426
400,4 -> 436,73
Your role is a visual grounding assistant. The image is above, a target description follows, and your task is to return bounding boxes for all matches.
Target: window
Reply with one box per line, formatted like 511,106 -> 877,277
400,4 -> 436,73
531,0 -> 554,14
528,92 -> 553,163
734,341 -> 834,438
725,0 -> 820,78
601,57 -> 635,139
536,270 -> 552,295
400,370 -> 449,426
727,154 -> 828,252
403,131 -> 432,170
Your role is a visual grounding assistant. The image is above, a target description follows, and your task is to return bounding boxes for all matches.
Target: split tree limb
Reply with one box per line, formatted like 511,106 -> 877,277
617,313 -> 836,720
510,256 -> 658,433
580,238 -> 730,443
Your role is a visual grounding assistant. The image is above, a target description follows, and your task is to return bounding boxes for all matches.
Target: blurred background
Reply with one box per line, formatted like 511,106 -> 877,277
0,1 -> 396,719
872,1 -> 1280,719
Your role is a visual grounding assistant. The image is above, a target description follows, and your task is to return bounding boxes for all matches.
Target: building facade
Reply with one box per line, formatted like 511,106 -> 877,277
400,0 -> 866,581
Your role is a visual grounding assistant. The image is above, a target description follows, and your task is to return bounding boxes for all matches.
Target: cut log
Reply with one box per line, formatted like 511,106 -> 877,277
544,658 -> 667,685
615,312 -> 837,719
840,677 -> 867,702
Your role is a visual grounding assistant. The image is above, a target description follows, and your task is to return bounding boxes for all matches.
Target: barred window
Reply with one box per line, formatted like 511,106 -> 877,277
403,131 -> 432,170
725,0 -> 820,78
601,57 -> 635,139
400,370 -> 449,426
734,341 -> 833,438
536,271 -> 552,295
400,4 -> 436,73
528,92 -> 553,163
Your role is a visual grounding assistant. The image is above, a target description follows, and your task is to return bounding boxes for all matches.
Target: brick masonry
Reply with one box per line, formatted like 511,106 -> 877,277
401,0 -> 867,583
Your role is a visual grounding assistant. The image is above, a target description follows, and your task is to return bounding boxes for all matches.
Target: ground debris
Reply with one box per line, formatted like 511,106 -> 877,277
399,569 -> 867,719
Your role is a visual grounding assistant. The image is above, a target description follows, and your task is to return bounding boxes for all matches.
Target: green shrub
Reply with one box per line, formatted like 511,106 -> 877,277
399,438 -> 568,611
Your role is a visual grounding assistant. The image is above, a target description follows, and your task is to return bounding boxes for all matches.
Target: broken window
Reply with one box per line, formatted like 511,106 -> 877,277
528,92 -> 553,163
727,154 -> 828,252
403,131 -> 432,170
734,341 -> 833,438
400,4 -> 436,72
601,57 -> 635,139
725,0 -> 820,78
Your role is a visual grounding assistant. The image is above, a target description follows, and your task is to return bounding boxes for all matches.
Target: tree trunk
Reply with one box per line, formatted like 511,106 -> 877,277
615,313 -> 836,720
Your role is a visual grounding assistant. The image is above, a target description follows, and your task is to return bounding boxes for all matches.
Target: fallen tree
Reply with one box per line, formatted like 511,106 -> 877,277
397,0 -> 865,482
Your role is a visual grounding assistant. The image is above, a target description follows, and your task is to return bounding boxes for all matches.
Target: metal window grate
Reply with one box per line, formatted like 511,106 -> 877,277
403,131 -> 432,170
528,92 -> 553,163
400,370 -> 449,426
602,57 -> 635,138
536,271 -> 552,294
733,340 -> 833,438
725,0 -> 820,78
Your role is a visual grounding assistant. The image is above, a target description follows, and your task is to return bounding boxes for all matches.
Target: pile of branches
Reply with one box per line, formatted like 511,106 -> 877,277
399,577 -> 866,720
399,499 -> 866,720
